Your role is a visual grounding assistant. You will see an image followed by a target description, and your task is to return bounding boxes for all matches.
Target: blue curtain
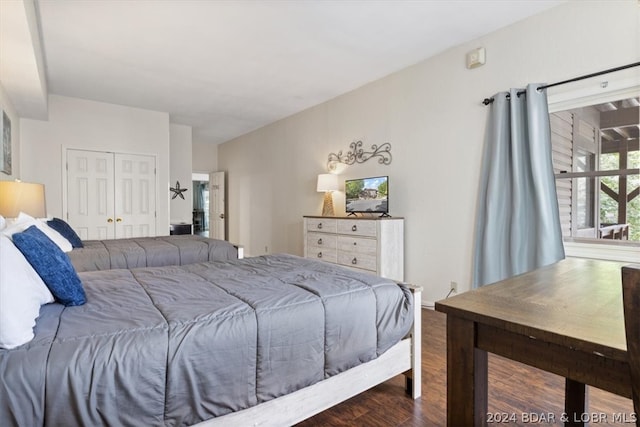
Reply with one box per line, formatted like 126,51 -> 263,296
193,182 -> 205,211
472,84 -> 565,288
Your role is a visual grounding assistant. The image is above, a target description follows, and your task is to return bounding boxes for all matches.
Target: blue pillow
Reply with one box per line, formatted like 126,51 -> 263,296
47,217 -> 83,248
13,226 -> 86,307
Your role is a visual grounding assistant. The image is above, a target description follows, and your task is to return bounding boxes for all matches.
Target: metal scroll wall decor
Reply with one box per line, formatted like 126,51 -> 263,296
170,181 -> 188,200
327,140 -> 392,171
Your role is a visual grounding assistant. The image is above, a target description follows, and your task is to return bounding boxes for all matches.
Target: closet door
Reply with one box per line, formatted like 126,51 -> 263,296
114,153 -> 156,238
66,149 -> 115,240
66,149 -> 157,239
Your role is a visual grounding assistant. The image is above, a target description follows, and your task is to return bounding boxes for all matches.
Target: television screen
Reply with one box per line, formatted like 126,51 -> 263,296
345,176 -> 389,214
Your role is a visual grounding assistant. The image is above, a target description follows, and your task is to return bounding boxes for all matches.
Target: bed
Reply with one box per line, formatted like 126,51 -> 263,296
0,253 -> 421,426
0,213 -> 242,272
68,235 -> 242,272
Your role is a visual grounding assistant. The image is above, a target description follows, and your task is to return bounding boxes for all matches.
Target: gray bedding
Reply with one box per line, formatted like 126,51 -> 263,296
68,235 -> 239,272
0,254 -> 413,427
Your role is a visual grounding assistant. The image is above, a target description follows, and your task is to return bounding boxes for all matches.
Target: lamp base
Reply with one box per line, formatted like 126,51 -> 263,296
321,192 -> 335,216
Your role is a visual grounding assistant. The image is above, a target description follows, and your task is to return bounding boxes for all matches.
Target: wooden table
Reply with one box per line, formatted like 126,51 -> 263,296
435,258 -> 632,426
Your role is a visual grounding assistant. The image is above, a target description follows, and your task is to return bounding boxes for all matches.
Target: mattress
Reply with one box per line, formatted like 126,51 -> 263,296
0,254 -> 413,427
68,235 -> 239,272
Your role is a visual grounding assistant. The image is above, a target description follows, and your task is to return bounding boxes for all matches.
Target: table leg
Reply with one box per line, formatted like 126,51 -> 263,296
565,379 -> 587,427
447,316 -> 488,426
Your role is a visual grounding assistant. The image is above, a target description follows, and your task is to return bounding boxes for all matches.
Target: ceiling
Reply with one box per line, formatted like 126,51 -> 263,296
24,1 -> 564,144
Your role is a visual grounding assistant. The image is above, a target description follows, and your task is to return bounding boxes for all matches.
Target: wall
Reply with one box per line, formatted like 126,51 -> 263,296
0,0 -> 48,121
219,1 -> 640,305
0,83 -> 21,181
192,141 -> 218,174
169,123 -> 193,224
20,95 -> 171,232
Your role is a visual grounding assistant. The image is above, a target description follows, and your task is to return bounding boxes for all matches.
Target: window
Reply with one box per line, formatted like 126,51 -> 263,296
550,96 -> 639,243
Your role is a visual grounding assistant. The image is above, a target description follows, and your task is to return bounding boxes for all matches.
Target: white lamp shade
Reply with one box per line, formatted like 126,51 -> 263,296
317,174 -> 339,192
0,181 -> 46,218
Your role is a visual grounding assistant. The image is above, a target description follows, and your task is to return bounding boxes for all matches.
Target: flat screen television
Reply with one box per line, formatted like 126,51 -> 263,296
345,176 -> 389,216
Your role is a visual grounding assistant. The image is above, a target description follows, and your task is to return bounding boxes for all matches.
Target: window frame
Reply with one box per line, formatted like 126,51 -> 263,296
547,75 -> 640,262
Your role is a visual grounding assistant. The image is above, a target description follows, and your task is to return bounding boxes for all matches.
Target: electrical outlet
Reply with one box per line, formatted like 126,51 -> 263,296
450,281 -> 458,293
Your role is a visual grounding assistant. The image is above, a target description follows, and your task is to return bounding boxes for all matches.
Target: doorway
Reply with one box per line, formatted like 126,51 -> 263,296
192,173 -> 209,237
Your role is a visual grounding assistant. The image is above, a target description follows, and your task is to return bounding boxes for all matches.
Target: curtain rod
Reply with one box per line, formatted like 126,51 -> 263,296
482,61 -> 640,106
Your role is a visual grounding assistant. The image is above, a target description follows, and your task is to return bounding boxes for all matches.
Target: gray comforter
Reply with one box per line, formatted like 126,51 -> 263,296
68,235 -> 239,272
0,254 -> 413,427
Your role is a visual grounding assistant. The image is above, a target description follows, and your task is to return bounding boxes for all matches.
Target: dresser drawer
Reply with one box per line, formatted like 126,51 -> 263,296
306,247 -> 337,264
336,219 -> 377,237
307,232 -> 337,250
306,218 -> 337,234
337,235 -> 377,255
337,251 -> 377,272
303,216 -> 404,282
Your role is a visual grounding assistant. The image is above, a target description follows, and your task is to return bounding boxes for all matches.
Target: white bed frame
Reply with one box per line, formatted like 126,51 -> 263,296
233,244 -> 244,259
196,284 -> 422,427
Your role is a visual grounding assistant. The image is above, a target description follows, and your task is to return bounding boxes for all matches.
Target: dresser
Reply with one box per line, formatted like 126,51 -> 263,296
303,216 -> 404,282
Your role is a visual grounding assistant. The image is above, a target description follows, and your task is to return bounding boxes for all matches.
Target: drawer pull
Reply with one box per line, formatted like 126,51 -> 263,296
351,225 -> 357,232
318,238 -> 323,245
353,242 -> 357,246
317,223 -> 323,230
351,257 -> 357,265
317,252 -> 323,258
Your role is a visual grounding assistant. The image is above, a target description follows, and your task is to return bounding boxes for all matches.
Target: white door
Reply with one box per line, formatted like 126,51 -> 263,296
67,149 -> 115,240
209,171 -> 226,240
114,153 -> 156,238
66,149 -> 157,239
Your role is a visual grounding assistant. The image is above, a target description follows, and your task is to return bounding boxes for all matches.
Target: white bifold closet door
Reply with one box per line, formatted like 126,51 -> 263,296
66,149 -> 157,240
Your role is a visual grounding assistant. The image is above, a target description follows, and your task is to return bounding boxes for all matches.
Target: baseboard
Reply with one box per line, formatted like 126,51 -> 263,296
421,302 -> 435,310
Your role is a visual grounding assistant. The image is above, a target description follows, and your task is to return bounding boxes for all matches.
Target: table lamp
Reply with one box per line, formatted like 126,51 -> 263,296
317,174 -> 339,217
0,181 -> 46,218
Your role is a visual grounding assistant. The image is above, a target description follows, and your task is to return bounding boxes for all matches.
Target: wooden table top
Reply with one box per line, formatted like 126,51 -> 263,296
435,257 -> 629,362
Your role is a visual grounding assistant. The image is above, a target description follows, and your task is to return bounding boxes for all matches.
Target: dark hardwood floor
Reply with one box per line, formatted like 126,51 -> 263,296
298,309 -> 634,426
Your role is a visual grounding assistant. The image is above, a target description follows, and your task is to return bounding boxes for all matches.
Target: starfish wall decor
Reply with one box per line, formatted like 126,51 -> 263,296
170,181 -> 188,200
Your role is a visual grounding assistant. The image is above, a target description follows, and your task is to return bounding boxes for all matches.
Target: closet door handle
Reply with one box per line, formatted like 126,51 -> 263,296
107,218 -> 114,223
116,218 -> 122,222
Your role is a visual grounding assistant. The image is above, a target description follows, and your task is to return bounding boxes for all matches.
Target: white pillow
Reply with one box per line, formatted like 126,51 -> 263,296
2,212 -> 73,253
0,235 -> 55,349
